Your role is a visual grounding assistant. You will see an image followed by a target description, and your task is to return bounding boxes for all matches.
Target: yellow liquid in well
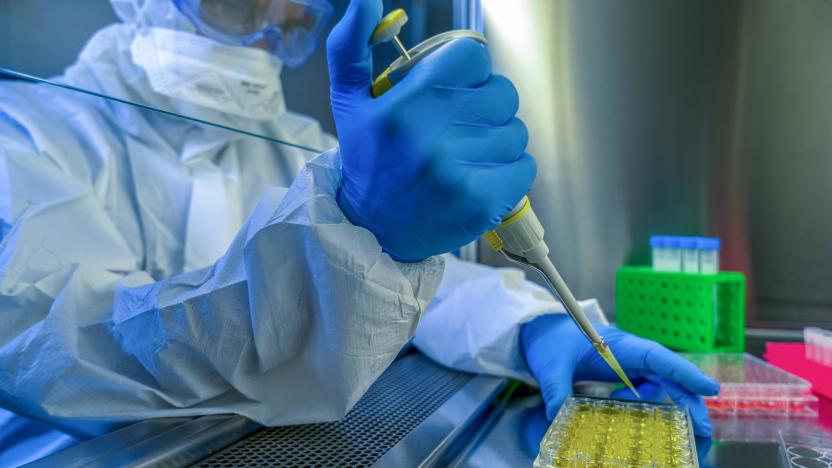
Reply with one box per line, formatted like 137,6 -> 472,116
537,397 -> 696,468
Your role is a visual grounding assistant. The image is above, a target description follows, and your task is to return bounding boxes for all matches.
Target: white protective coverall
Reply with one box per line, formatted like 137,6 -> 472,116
0,0 -> 605,464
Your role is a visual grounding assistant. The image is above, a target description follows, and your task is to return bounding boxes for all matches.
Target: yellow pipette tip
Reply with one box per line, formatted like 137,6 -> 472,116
593,342 -> 641,399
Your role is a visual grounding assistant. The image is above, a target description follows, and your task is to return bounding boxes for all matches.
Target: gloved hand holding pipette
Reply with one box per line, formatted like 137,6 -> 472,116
327,0 -> 535,262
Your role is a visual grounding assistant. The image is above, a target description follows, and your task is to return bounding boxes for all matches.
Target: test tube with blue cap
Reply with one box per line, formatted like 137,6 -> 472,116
697,237 -> 721,274
650,235 -> 681,272
680,237 -> 699,273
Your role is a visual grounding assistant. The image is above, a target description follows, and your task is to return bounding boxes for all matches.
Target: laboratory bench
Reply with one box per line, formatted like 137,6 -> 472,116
28,347 -> 832,467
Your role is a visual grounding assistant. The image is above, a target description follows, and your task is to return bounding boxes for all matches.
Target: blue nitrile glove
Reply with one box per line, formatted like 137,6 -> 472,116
520,314 -> 720,437
327,0 -> 536,262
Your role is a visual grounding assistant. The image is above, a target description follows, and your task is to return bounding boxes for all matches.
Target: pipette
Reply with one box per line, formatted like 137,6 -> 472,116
484,197 -> 640,398
370,10 -> 640,397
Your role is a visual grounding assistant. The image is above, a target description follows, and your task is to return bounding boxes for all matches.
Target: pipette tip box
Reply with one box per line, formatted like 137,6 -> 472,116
534,395 -> 698,468
682,353 -> 818,418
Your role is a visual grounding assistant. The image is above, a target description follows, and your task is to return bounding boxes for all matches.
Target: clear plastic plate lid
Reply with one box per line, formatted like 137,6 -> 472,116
683,353 -> 812,397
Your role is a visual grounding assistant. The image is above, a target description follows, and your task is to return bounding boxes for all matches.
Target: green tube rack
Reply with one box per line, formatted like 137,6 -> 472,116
615,267 -> 746,352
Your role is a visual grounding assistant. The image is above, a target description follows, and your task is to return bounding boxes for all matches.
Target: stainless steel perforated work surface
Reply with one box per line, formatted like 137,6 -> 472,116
195,354 -> 473,467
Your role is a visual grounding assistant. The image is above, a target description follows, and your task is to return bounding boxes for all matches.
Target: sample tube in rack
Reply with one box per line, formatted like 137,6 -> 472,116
696,237 -> 721,274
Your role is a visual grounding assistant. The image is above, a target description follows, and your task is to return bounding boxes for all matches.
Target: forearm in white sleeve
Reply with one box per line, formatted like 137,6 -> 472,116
412,254 -> 607,384
0,149 -> 443,437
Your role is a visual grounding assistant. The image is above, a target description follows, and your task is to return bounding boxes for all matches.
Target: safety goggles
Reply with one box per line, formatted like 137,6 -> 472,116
172,0 -> 334,67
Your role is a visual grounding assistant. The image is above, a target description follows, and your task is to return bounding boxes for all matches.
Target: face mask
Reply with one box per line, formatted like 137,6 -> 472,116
131,27 -> 287,120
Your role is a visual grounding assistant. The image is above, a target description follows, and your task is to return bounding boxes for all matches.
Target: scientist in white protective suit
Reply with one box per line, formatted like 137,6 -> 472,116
0,0 -> 720,464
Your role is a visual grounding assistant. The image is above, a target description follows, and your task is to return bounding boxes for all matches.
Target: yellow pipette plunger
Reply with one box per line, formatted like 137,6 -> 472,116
369,9 -> 487,97
484,197 -> 640,398
369,11 -> 639,397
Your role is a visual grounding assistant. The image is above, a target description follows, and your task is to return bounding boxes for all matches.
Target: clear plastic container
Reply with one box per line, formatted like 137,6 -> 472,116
682,353 -> 818,417
779,430 -> 832,468
534,395 -> 698,468
680,237 -> 699,273
696,237 -> 720,274
805,327 -> 832,367
805,327 -> 821,362
651,235 -> 681,272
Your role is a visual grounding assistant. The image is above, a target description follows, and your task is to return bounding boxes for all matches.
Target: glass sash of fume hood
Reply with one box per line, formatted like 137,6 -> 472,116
0,66 -> 324,155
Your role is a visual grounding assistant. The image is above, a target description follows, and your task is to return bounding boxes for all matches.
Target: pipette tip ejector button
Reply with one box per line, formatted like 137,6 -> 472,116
371,9 -> 411,60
